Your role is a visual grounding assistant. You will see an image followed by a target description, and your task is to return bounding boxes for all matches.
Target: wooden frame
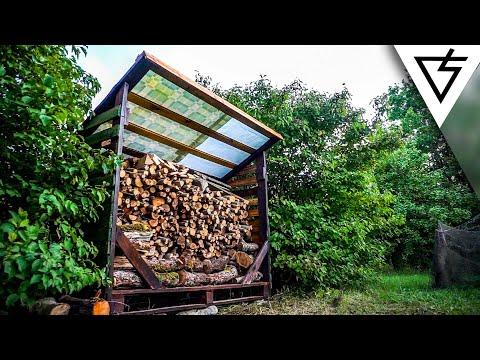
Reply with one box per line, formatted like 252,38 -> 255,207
82,53 -> 281,314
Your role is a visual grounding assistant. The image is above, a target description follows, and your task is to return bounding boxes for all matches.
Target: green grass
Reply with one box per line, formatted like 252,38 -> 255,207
218,272 -> 480,315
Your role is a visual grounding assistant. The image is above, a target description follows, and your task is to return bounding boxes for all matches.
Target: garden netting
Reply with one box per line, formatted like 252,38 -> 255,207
433,213 -> 480,287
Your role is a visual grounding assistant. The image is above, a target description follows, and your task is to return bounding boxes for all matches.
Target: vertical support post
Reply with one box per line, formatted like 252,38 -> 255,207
110,294 -> 125,314
256,151 -> 271,297
205,290 -> 214,305
105,82 -> 129,303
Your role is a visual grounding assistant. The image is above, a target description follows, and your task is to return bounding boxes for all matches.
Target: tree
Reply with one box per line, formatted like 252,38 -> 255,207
0,45 -> 119,308
215,77 -> 403,288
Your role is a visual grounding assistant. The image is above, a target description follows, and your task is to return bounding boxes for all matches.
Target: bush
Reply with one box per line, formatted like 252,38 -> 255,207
0,45 -> 120,308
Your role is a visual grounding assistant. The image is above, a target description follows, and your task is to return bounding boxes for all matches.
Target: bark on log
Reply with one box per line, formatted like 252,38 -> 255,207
238,240 -> 259,253
32,298 -> 70,315
176,305 -> 218,315
113,270 -> 143,288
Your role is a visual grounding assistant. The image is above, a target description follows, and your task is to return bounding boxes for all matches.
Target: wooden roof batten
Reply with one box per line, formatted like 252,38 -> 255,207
142,51 -> 284,141
125,122 -> 236,169
127,92 -> 255,154
86,50 -> 284,179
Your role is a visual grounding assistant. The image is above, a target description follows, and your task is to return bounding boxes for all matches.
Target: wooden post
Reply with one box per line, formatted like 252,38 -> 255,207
110,294 -> 125,314
106,82 -> 129,302
255,151 -> 271,297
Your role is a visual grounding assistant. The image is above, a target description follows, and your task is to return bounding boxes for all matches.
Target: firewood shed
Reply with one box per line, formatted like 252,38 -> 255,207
82,51 -> 283,315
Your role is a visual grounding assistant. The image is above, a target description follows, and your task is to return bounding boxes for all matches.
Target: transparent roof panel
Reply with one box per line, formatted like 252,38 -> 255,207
131,70 -> 268,149
179,154 -> 231,178
127,101 -> 250,164
123,129 -> 231,178
215,118 -> 270,149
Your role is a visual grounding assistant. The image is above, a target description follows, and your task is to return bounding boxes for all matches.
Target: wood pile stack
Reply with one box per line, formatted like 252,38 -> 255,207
113,153 -> 262,288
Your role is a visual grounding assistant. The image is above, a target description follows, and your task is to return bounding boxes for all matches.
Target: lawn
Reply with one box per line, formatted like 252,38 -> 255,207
218,272 -> 480,315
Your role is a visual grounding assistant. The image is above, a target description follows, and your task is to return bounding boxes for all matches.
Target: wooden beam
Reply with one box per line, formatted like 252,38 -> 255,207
227,176 -> 258,188
143,51 -> 284,141
105,83 -> 130,302
125,122 -> 236,169
111,282 -> 268,295
115,229 -> 162,289
128,92 -> 255,154
117,304 -> 206,315
255,151 -> 272,295
83,105 -> 121,131
85,125 -> 119,145
242,241 -> 269,284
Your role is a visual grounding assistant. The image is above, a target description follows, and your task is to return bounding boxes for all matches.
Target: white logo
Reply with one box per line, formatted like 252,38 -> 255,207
394,45 -> 480,127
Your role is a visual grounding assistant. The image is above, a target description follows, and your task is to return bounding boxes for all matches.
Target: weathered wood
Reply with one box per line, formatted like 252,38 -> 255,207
227,176 -> 258,188
213,296 -> 264,306
84,105 -> 121,131
176,305 -> 218,315
85,125 -> 120,145
255,151 -> 271,294
111,281 -> 269,295
242,241 -> 269,284
118,303 -> 206,315
128,92 -> 255,154
106,82 -> 130,302
115,229 -> 162,289
125,122 -> 236,169
178,266 -> 238,286
113,269 -> 143,288
31,298 -> 70,315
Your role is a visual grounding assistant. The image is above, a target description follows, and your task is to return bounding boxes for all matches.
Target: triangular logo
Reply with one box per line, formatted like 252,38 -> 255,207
394,45 -> 480,127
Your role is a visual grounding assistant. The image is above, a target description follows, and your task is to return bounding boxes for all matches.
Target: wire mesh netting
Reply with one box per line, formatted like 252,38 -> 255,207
433,214 -> 480,288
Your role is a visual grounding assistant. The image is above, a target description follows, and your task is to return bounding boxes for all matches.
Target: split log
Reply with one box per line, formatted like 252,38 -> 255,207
32,298 -> 70,315
235,251 -> 254,269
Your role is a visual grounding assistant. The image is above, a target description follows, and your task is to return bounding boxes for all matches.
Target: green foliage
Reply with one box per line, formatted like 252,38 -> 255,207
373,80 -> 477,268
0,45 -> 120,308
215,78 -> 404,288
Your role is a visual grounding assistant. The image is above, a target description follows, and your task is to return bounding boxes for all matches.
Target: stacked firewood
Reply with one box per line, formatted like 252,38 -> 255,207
113,153 -> 262,288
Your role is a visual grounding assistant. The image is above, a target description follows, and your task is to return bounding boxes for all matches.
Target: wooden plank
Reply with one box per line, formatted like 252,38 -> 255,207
85,125 -> 119,145
247,198 -> 258,206
143,51 -> 283,141
111,282 -> 269,295
213,296 -> 264,306
255,151 -> 271,295
248,209 -> 259,217
233,187 -> 258,198
242,241 -> 269,284
117,303 -> 206,315
236,164 -> 257,176
128,92 -> 255,154
125,122 -> 236,169
84,105 -> 121,131
115,229 -> 162,289
105,83 -> 130,302
227,176 -> 258,188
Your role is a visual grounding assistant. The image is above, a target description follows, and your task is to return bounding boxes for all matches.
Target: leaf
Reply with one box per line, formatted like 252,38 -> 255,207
0,222 -> 15,234
16,257 -> 27,272
6,294 -> 19,307
39,114 -> 52,126
0,65 -> 5,77
21,96 -> 33,104
30,274 -> 41,284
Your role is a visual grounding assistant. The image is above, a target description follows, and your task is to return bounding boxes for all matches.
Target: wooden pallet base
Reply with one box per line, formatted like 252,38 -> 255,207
110,282 -> 269,314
